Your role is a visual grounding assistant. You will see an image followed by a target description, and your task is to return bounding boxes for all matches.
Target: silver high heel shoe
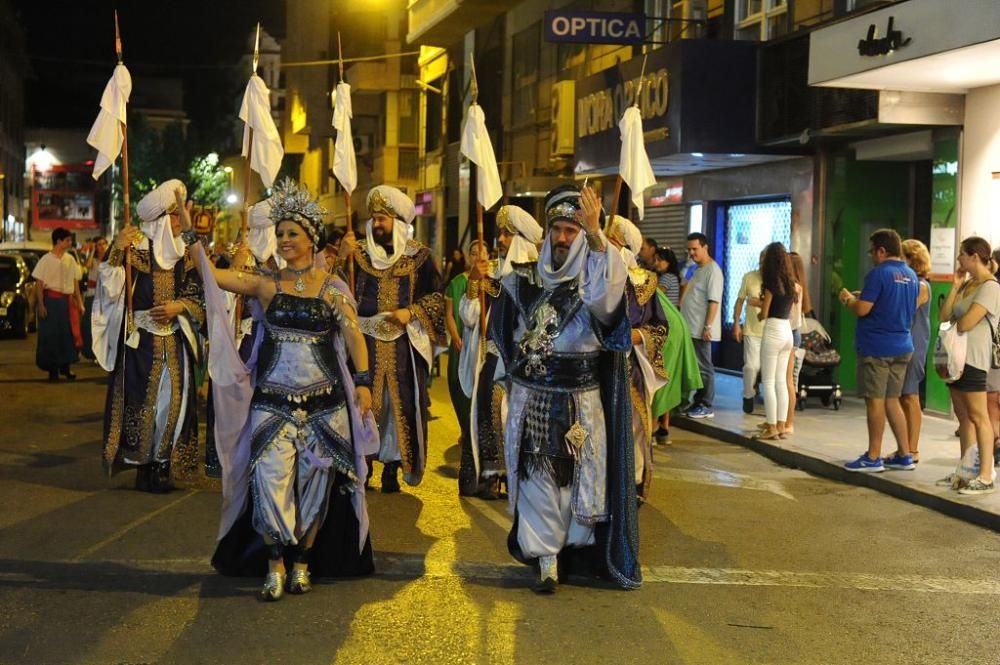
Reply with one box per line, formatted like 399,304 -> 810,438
258,572 -> 286,602
287,569 -> 312,595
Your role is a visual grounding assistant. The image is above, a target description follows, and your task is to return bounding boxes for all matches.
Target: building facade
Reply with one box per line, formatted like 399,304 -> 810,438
0,0 -> 28,241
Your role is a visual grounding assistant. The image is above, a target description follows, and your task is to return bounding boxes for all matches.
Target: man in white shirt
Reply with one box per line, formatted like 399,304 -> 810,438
680,232 -> 723,418
32,227 -> 83,381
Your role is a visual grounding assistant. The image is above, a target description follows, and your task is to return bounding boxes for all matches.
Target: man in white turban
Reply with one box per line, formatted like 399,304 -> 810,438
338,185 -> 445,492
92,179 -> 205,492
457,205 -> 543,499
487,184 -> 641,593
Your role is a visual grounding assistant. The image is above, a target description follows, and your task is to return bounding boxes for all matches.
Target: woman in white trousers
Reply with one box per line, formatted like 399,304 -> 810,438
755,243 -> 800,441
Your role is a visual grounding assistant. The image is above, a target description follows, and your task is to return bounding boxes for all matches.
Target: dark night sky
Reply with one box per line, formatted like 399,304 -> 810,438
16,0 -> 286,148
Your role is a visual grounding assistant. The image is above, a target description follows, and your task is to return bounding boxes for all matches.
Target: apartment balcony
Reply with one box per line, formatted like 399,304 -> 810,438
406,0 -> 514,45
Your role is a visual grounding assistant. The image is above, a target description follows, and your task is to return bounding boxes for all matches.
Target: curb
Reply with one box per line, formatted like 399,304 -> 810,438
674,416 -> 1000,534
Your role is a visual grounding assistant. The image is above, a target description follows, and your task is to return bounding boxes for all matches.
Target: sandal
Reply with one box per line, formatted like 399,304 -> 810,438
754,430 -> 782,441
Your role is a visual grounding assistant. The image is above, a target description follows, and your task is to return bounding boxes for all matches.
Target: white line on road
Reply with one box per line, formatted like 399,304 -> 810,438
652,466 -> 797,500
20,556 -> 1000,596
72,490 -> 200,561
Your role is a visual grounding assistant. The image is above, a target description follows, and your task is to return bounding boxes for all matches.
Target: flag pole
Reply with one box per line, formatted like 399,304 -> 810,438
469,53 -> 487,338
115,11 -> 136,332
338,32 -> 355,291
611,53 -> 648,219
241,22 -> 261,241
234,22 -> 260,337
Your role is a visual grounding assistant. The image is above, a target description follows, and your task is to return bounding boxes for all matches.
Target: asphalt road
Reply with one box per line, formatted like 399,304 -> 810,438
1,333 -> 999,665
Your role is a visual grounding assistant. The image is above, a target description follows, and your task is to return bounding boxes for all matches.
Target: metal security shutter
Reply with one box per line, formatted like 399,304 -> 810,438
638,204 -> 687,253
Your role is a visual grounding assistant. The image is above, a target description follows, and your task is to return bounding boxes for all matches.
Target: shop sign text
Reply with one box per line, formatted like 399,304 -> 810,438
857,16 -> 911,56
544,10 -> 645,45
577,69 -> 669,140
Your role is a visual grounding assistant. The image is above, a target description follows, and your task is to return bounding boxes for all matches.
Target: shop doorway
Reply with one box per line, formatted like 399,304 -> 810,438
717,198 -> 792,372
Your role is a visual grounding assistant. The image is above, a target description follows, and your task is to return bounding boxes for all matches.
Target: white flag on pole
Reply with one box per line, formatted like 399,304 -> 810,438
331,82 -> 357,194
86,64 -> 132,180
239,74 -> 284,188
618,106 -> 656,220
460,104 -> 503,210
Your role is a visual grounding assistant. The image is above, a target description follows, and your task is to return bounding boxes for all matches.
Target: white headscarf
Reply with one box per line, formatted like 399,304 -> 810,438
497,205 -> 542,276
136,179 -> 186,270
606,215 -> 641,271
538,230 -> 588,290
246,199 -> 285,268
364,218 -> 411,270
364,185 -> 416,270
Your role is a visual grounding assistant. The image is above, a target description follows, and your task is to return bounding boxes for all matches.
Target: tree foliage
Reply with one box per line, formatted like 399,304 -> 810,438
112,115 -> 231,224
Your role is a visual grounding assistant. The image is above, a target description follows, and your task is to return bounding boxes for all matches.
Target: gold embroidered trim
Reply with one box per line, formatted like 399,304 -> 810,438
639,324 -> 669,379
631,268 -> 657,306
156,338 -> 185,462
411,292 -> 446,347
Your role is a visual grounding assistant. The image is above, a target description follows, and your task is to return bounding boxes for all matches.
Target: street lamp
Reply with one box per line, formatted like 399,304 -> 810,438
226,193 -> 238,205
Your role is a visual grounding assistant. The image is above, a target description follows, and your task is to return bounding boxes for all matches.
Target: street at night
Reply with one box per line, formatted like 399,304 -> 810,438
5,0 -> 1000,663
1,336 -> 998,664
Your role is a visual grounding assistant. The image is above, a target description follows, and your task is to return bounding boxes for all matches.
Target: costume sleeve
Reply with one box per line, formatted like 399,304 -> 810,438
408,252 -> 447,346
91,259 -> 127,371
636,294 -> 670,380
176,254 -> 206,331
581,232 -> 627,327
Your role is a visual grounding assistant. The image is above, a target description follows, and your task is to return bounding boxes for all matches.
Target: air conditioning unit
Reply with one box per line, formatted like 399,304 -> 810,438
550,80 -> 575,158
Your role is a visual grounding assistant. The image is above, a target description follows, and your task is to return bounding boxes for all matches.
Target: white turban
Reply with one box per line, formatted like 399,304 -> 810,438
607,215 -> 642,255
367,185 -> 415,225
137,179 -> 186,223
136,179 -> 186,269
246,199 -> 284,266
497,205 -> 542,276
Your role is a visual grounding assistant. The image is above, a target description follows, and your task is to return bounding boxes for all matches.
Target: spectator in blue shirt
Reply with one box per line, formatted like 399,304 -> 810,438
839,228 -> 919,473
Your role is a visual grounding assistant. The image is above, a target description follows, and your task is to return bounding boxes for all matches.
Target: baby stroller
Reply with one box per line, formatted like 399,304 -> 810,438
797,317 -> 843,410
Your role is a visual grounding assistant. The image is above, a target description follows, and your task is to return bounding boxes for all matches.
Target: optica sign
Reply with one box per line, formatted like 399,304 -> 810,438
544,10 -> 645,45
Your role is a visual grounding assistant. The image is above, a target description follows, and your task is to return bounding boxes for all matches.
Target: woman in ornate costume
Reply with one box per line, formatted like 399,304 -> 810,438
185,179 -> 377,601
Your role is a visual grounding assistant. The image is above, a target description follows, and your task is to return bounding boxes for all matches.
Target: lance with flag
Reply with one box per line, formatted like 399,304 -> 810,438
459,54 -> 503,337
331,32 -> 357,290
233,23 -> 284,329
87,11 -> 136,344
237,23 -> 284,237
612,53 -> 656,221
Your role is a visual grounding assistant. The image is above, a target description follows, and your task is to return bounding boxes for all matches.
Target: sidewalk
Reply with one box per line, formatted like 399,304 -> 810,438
674,373 -> 1000,532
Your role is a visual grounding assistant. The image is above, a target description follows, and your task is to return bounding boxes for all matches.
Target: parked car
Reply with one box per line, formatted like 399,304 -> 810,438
0,253 -> 35,338
0,240 -> 86,311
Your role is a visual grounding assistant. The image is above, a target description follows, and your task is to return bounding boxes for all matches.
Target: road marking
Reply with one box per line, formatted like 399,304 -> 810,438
653,466 -> 797,500
72,490 -> 200,561
25,556 -> 1000,596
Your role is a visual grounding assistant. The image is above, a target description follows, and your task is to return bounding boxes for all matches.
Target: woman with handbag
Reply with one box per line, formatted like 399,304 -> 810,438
939,237 -> 1000,495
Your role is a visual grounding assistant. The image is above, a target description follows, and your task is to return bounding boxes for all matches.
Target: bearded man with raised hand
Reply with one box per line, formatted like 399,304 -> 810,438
487,184 -> 641,594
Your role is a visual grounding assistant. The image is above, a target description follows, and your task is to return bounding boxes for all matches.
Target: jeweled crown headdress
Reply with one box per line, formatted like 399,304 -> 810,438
268,177 -> 327,246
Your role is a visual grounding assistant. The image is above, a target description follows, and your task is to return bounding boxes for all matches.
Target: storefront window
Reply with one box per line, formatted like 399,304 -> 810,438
734,0 -> 788,41
723,199 -> 792,325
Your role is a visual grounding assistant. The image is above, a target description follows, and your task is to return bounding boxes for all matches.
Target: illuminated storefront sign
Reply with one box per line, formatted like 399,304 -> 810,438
544,11 -> 645,45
